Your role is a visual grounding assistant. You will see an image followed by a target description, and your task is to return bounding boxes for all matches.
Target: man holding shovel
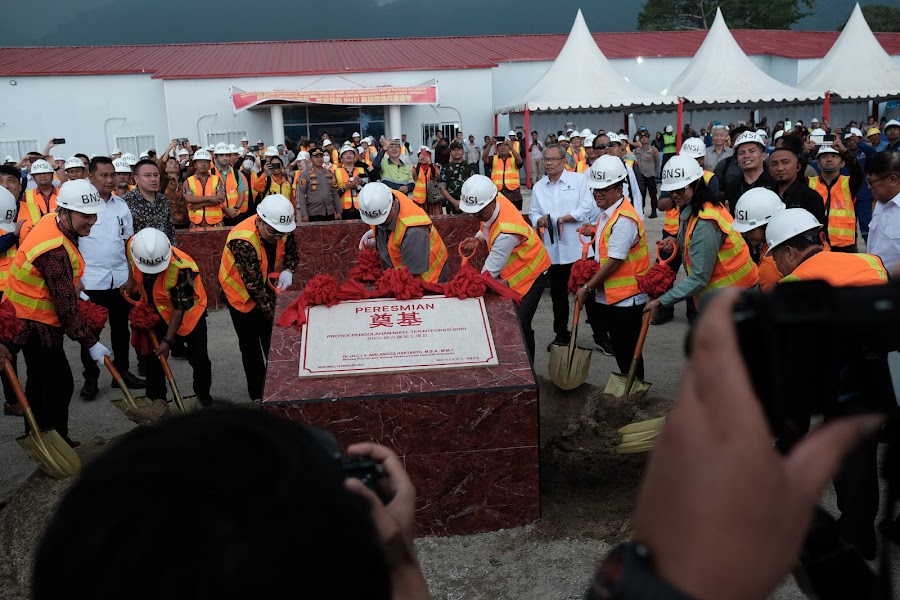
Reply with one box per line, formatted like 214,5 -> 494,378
574,156 -> 651,381
125,227 -> 212,407
3,179 -> 112,446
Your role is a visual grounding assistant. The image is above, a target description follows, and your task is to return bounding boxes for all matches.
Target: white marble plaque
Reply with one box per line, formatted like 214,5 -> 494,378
299,296 -> 498,377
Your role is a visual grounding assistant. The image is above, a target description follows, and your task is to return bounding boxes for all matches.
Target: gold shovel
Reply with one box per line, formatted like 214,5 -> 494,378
6,358 -> 81,479
615,417 -> 667,454
106,356 -> 153,411
604,312 -> 652,397
150,332 -> 201,415
549,302 -> 592,391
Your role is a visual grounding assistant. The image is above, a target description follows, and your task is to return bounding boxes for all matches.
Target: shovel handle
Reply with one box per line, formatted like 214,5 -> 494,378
458,244 -> 476,266
623,312 -> 652,394
150,332 -> 187,414
104,356 -> 139,409
656,239 -> 679,265
4,357 -> 42,433
566,302 -> 582,376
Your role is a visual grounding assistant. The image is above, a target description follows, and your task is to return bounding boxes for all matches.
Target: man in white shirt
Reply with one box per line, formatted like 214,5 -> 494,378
465,135 -> 481,174
530,143 -> 597,349
80,156 -> 144,399
592,134 -> 644,219
575,156 -> 651,379
865,151 -> 900,271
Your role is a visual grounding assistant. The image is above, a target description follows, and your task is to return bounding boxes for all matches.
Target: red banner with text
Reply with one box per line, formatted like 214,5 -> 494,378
232,85 -> 438,112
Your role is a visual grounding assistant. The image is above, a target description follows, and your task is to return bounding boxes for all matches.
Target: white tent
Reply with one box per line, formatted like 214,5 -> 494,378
798,3 -> 900,99
662,8 -> 823,105
495,10 -> 674,113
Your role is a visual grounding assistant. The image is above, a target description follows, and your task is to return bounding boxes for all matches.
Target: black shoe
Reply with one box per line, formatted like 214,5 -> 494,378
199,396 -> 213,408
111,371 -> 146,389
137,359 -> 146,377
80,378 -> 99,400
546,334 -> 571,351
649,211 -> 658,219
593,338 -> 614,356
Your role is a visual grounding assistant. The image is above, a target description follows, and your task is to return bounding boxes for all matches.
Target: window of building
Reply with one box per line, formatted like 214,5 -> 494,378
207,130 -> 249,147
0,139 -> 39,162
115,134 -> 157,157
282,105 -> 386,149
420,122 -> 460,149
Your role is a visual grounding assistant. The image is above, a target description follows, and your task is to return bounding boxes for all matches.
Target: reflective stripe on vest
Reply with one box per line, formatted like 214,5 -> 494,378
488,194 -> 551,295
385,190 -> 447,283
566,147 -> 588,173
186,174 -> 223,225
808,175 -> 856,248
491,156 -> 520,191
218,216 -> 285,313
0,244 -> 17,292
412,165 -> 434,205
596,199 -> 651,304
222,169 -> 246,213
684,203 -> 759,294
335,167 -> 366,210
781,252 -> 887,286
3,215 -> 83,326
130,245 -> 208,335
663,134 -> 677,154
19,188 -> 58,241
265,175 -> 293,201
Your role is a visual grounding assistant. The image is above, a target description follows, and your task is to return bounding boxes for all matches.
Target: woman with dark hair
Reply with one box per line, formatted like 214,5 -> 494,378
411,147 -> 442,216
162,156 -> 189,228
645,155 -> 759,322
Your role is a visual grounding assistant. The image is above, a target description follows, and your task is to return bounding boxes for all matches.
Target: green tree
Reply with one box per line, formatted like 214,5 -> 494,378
859,4 -> 900,32
638,0 -> 815,31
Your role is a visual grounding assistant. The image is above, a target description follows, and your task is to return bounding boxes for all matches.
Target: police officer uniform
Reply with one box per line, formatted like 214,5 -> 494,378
295,149 -> 342,222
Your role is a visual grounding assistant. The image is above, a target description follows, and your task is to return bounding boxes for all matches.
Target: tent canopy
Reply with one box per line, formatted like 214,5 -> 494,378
495,10 -> 674,114
798,3 -> 900,100
662,8 -> 823,105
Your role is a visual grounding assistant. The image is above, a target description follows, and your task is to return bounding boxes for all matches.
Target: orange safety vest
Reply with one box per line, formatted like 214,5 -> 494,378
334,166 -> 366,210
781,251 -> 887,286
380,190 -> 447,283
3,214 -> 83,327
663,170 -> 714,235
218,215 -> 285,313
595,198 -> 650,304
186,174 -> 224,225
222,169 -> 248,214
412,164 -> 435,206
0,244 -> 17,292
684,203 -> 759,294
130,245 -> 208,336
808,175 -> 856,248
487,194 -> 551,295
491,155 -> 520,191
566,147 -> 587,173
19,187 -> 59,241
757,244 -> 782,293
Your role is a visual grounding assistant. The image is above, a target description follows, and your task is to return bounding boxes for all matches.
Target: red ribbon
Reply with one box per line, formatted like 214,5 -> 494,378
0,299 -> 23,343
78,300 -> 109,334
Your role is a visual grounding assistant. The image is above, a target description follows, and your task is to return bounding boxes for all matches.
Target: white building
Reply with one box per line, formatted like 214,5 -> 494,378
0,28 -> 898,159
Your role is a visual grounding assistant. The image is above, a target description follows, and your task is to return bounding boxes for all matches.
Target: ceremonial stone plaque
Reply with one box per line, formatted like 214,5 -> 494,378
299,296 -> 498,377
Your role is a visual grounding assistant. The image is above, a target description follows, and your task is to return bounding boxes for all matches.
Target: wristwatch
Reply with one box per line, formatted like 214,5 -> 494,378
582,284 -> 594,291
586,542 -> 696,600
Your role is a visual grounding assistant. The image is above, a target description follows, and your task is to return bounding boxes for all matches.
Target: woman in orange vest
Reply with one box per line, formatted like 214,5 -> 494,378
3,179 -> 112,446
574,157 -> 651,378
333,145 -> 368,220
411,147 -> 441,216
458,175 -> 551,361
125,227 -> 212,407
356,182 -> 448,283
183,150 -> 226,228
645,156 -> 759,324
218,195 -> 298,401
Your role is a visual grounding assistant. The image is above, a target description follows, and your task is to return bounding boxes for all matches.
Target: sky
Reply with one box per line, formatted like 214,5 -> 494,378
0,0 -> 897,46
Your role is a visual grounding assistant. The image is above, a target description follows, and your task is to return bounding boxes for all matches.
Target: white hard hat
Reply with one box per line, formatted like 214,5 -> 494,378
340,145 -> 357,157
0,186 -> 18,233
661,155 -> 704,192
139,153 -> 150,160
365,136 -> 374,143
885,119 -> 900,129
773,130 -> 785,141
810,128 -> 827,137
732,188 -> 785,234
256,194 -> 297,233
214,143 -> 230,155
417,145 -> 432,155
665,125 -> 673,133
298,151 -> 310,160
846,127 -> 863,138
733,131 -> 766,151
227,144 -> 238,153
30,159 -> 54,174
458,175 -> 498,214
817,145 -> 840,156
586,156 -> 627,190
351,132 -> 361,138
205,146 -> 215,152
606,133 -> 620,144
64,157 -> 85,171
54,156 -> 66,163
130,227 -> 172,274
357,182 -> 395,224
56,179 -> 106,215
240,136 -> 249,142
558,135 -> 568,142
121,153 -> 138,166
568,130 -> 582,139
177,149 -> 190,157
256,139 -> 265,145
112,148 -> 122,154
755,129 -> 768,139
765,208 -> 822,255
680,138 -> 705,158
811,118 -> 819,123
113,158 -> 131,173
3,155 -> 14,164
579,128 -> 592,138
192,149 -> 212,162
507,130 -> 517,137
584,135 -> 596,147
264,146 -> 279,157
322,139 -> 333,147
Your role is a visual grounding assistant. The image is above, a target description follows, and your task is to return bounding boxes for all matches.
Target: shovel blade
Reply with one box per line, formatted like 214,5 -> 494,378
549,345 -> 592,391
618,416 -> 667,435
168,395 -> 202,415
603,373 -> 652,397
111,395 -> 154,412
17,429 -> 81,479
615,438 -> 658,454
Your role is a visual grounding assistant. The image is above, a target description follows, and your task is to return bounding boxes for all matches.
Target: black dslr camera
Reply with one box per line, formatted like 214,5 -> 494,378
307,427 -> 389,503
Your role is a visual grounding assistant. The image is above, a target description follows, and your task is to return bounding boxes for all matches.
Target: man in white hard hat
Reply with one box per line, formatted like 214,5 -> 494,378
722,131 -> 777,213
705,124 -> 733,170
350,132 -> 362,148
357,182 -> 448,283
565,130 -> 587,173
731,187 -> 784,292
3,179 -> 112,447
125,227 -> 212,407
843,127 -> 878,240
809,140 -> 863,252
591,134 -> 644,220
122,159 -> 177,245
53,157 -> 67,180
458,174 -> 551,361
864,151 -> 900,271
212,144 -> 248,226
219,194 -> 298,401
530,143 -> 603,351
64,156 -> 86,181
77,156 -> 143,400
183,149 -> 226,228
18,159 -> 59,241
882,118 -> 900,152
240,137 -> 250,152
111,148 -> 122,160
574,156 -> 651,379
112,157 -> 134,196
482,136 -> 524,209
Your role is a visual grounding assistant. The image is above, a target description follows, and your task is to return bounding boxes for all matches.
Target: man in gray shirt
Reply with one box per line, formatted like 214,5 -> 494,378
633,131 -> 660,218
705,124 -> 733,170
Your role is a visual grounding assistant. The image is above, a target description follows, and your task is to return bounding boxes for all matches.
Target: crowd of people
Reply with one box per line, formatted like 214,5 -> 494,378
2,112 -> 899,598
